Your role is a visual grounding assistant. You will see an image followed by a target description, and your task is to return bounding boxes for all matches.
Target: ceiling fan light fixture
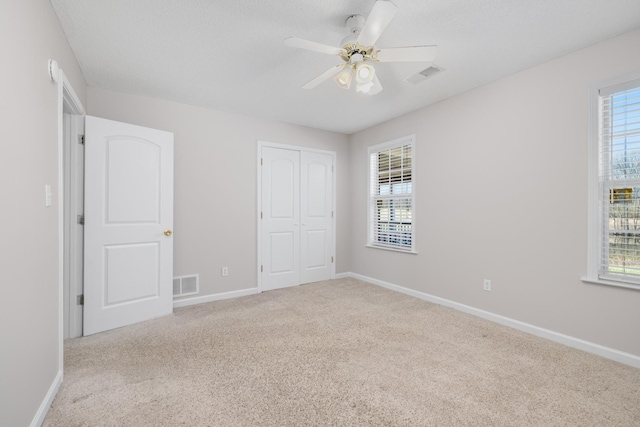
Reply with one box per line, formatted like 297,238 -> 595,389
356,81 -> 374,93
355,61 -> 375,84
334,66 -> 354,90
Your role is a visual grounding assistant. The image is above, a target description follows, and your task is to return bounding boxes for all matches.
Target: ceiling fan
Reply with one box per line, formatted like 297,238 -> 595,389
284,0 -> 438,95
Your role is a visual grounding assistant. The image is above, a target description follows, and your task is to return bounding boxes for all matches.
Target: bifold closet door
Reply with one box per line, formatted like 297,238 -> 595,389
261,146 -> 333,291
261,147 -> 301,291
300,151 -> 333,284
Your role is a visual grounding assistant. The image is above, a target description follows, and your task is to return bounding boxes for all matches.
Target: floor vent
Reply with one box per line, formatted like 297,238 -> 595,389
173,274 -> 199,297
405,64 -> 443,85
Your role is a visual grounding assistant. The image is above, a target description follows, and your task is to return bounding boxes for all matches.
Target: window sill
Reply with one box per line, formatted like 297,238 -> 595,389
366,244 -> 418,255
581,276 -> 640,291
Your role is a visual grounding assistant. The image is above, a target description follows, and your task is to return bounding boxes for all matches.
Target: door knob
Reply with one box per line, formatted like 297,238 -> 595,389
164,229 -> 173,236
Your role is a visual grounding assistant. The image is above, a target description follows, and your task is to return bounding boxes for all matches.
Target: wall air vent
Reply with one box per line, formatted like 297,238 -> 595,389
173,274 -> 199,297
404,65 -> 443,85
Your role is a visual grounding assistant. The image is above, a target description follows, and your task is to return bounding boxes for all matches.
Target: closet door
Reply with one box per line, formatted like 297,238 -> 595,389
300,151 -> 333,284
261,147 -> 301,291
260,145 -> 334,291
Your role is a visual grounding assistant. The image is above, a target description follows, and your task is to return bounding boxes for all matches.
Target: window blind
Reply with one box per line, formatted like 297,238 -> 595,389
599,81 -> 640,284
369,138 -> 414,251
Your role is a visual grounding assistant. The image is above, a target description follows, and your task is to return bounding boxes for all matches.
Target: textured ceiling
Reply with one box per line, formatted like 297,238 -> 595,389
51,0 -> 640,134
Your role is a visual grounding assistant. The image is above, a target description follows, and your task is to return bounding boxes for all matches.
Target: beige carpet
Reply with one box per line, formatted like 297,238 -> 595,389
44,278 -> 640,426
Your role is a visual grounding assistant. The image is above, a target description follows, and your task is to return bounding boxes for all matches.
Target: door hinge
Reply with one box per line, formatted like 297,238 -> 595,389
331,211 -> 334,218
77,294 -> 84,305
331,256 -> 334,263
261,265 -> 263,272
332,165 -> 334,172
260,212 -> 263,219
77,215 -> 85,225
261,158 -> 263,166
78,135 -> 85,145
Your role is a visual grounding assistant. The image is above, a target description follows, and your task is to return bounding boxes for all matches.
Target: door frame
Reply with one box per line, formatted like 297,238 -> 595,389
62,112 -> 84,339
256,141 -> 336,291
56,69 -> 85,370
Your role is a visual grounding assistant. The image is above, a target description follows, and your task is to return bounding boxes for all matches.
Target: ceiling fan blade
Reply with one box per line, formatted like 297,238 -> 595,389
356,0 -> 399,48
302,64 -> 345,89
284,37 -> 345,56
375,45 -> 438,62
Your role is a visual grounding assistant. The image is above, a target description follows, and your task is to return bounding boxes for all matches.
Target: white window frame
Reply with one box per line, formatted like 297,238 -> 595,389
367,135 -> 417,253
584,72 -> 640,290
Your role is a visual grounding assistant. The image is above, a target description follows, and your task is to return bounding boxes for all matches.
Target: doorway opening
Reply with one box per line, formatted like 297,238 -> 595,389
57,70 -> 85,342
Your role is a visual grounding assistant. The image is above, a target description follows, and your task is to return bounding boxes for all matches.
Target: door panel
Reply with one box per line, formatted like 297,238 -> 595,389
104,243 -> 159,305
270,232 -> 295,273
305,163 -> 328,216
270,158 -> 296,218
305,230 -> 327,268
300,151 -> 333,284
261,147 -> 300,290
84,116 -> 173,336
106,138 -> 161,223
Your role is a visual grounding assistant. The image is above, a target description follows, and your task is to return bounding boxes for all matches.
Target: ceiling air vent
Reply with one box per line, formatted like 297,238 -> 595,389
405,65 -> 443,85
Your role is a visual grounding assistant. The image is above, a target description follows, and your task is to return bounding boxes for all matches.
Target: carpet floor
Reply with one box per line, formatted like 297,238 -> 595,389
44,278 -> 640,426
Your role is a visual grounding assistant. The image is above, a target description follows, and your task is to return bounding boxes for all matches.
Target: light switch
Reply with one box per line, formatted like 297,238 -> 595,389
45,184 -> 52,207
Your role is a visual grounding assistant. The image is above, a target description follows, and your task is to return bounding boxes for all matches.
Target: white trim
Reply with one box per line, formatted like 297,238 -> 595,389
30,370 -> 62,427
581,276 -> 640,291
586,71 -> 640,287
173,287 -> 260,308
57,71 -> 85,358
367,134 -> 416,253
365,244 -> 418,254
346,272 -> 640,369
334,272 -> 350,279
256,140 -> 337,291
53,69 -> 85,425
367,134 -> 416,153
586,81 -> 600,281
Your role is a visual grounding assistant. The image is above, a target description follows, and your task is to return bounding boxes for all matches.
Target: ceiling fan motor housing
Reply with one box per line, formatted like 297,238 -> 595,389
340,42 -> 374,62
345,14 -> 365,34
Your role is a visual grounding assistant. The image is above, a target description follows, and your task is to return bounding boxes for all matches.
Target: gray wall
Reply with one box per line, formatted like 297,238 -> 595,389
348,28 -> 640,357
86,87 -> 351,298
4,2 -> 640,424
0,1 -> 86,426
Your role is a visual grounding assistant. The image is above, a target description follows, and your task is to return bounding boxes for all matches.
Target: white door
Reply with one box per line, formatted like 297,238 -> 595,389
83,116 -> 174,336
261,147 -> 300,291
300,151 -> 333,284
260,145 -> 334,291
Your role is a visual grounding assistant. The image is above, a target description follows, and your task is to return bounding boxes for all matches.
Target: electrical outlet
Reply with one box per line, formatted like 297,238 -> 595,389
221,267 -> 229,277
483,279 -> 492,291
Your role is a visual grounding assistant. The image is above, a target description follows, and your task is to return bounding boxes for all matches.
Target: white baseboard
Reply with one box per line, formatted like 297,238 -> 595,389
347,272 -> 640,369
173,287 -> 260,308
31,369 -> 62,427
334,272 -> 350,280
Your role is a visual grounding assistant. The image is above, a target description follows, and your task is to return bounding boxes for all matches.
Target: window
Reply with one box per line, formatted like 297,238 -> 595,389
588,76 -> 640,288
368,135 -> 415,252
